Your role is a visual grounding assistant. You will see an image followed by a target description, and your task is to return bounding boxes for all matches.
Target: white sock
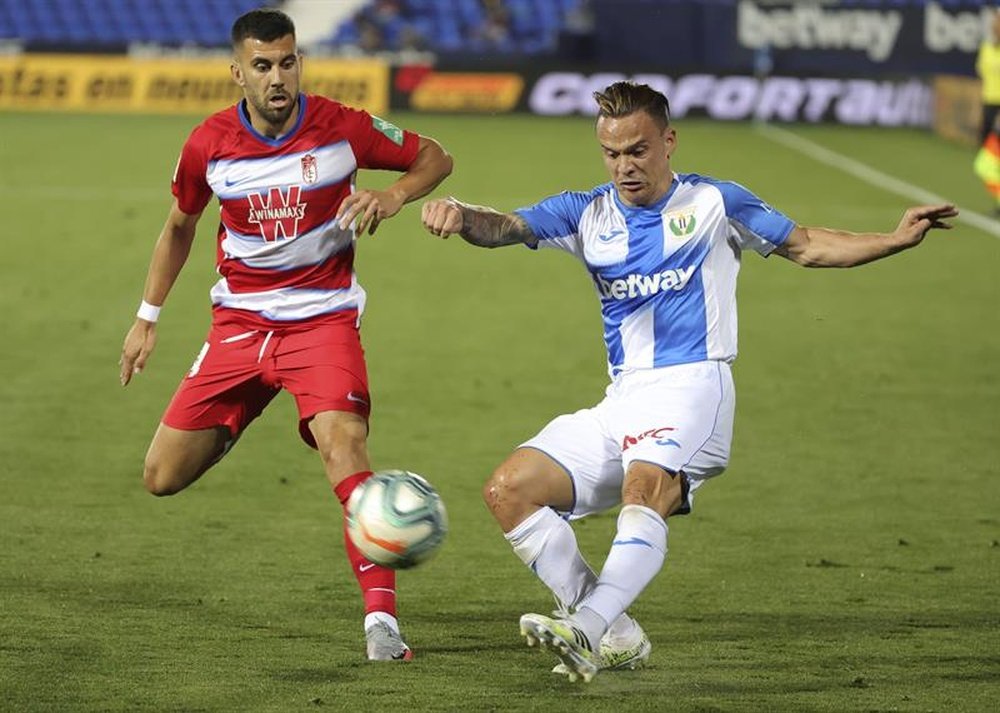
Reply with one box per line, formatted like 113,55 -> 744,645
570,606 -> 607,650
578,505 -> 668,635
572,606 -> 642,649
606,611 -> 640,642
364,611 -> 399,634
505,507 -> 597,613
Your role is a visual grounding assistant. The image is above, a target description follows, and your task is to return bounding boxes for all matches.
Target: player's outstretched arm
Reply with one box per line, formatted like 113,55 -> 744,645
774,203 -> 958,268
421,197 -> 538,248
119,201 -> 201,386
337,136 -> 453,236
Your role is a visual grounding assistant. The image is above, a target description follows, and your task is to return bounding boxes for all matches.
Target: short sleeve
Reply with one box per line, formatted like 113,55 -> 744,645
171,128 -> 213,215
343,109 -> 419,171
514,190 -> 595,255
714,180 -> 795,256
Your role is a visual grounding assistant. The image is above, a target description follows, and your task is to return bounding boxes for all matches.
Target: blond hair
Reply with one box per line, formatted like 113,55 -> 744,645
593,81 -> 670,129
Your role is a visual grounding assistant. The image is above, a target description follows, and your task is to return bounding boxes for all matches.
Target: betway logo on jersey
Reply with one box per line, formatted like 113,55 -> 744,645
247,185 -> 306,242
596,266 -> 696,300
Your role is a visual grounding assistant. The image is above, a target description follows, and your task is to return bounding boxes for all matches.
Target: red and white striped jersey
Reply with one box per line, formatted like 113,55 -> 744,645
172,93 -> 420,331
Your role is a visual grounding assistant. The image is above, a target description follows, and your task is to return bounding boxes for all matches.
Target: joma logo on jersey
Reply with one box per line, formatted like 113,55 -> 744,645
622,427 -> 679,452
667,208 -> 697,237
247,186 -> 307,241
596,266 -> 695,300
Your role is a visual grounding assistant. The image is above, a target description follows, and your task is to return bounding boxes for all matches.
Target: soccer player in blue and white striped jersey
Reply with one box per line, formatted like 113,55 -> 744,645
421,81 -> 956,683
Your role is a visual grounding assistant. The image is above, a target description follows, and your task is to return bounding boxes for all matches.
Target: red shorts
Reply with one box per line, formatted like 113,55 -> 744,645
162,320 -> 371,448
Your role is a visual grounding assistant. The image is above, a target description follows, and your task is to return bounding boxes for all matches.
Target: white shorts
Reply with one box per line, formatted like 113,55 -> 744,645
520,360 -> 735,519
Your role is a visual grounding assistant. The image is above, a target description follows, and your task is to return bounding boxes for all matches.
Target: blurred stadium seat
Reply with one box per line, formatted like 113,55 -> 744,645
0,0 -> 276,47
324,0 -> 586,55
0,0 -> 586,54
1,0 -> 973,54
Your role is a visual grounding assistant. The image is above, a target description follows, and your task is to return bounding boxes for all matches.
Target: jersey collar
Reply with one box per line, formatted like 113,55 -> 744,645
612,172 -> 678,214
238,93 -> 307,146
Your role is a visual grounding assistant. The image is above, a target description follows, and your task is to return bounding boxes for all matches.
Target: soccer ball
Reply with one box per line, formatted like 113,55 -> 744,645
346,470 -> 448,569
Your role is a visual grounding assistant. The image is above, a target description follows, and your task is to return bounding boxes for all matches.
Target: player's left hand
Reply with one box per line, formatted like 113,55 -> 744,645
894,204 -> 958,247
337,188 -> 405,236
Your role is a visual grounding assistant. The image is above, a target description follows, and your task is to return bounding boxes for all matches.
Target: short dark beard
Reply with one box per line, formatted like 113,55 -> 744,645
249,93 -> 296,128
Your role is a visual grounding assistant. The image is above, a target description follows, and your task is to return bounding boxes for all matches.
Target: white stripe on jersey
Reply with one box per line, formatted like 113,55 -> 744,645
209,279 -> 366,323
699,187 -> 740,360
221,215 -> 354,270
618,302 -> 655,369
579,195 -> 626,265
207,140 -> 357,199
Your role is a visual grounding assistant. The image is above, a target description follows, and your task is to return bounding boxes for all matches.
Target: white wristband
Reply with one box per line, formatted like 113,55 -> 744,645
137,300 -> 162,323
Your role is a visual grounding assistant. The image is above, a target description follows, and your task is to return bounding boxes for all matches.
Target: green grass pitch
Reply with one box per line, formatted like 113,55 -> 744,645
1,110 -> 998,712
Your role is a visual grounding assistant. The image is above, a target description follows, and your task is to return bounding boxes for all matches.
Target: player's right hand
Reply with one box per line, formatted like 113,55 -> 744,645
893,203 -> 958,247
120,319 -> 158,386
421,198 -> 464,238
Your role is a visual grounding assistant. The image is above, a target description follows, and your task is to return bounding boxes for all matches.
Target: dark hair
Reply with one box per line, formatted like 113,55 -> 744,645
593,81 -> 670,129
231,8 -> 296,48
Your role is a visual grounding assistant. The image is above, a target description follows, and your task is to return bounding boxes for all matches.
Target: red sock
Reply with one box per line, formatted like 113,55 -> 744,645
334,471 -> 397,617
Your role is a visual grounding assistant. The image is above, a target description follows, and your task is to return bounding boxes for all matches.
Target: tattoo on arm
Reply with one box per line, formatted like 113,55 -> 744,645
457,202 -> 538,248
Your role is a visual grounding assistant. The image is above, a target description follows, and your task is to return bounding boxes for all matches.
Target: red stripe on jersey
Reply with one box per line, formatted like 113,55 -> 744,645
222,245 -> 355,293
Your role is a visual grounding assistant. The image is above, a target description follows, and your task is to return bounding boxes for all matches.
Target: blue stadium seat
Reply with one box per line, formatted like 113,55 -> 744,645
331,21 -> 361,46
0,0 -> 268,47
506,0 -> 537,36
8,14 -> 34,42
321,0 -> 585,55
456,0 -> 485,27
432,16 -> 463,51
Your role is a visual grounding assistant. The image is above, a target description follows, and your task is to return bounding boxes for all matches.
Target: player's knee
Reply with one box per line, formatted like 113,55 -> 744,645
143,458 -> 183,497
481,468 -> 503,512
482,465 -> 515,505
482,464 -> 530,518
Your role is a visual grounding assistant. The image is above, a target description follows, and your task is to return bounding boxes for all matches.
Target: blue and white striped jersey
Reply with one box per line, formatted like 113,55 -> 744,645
515,172 -> 796,378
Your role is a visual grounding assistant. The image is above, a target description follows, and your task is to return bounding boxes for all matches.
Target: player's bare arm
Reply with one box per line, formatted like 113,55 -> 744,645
337,136 -> 453,236
775,203 -> 958,268
119,201 -> 202,386
421,198 -> 538,248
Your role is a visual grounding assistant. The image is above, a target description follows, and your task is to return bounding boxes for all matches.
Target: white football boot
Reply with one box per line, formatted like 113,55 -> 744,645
365,621 -> 413,661
551,615 -> 651,673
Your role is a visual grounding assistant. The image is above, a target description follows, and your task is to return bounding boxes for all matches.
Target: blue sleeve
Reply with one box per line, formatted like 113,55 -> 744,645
715,181 -> 796,254
514,190 -> 594,252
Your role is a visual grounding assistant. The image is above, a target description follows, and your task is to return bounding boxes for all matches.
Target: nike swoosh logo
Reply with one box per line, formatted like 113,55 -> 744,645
359,562 -> 376,572
598,228 -> 625,242
347,392 -> 369,406
224,177 -> 239,187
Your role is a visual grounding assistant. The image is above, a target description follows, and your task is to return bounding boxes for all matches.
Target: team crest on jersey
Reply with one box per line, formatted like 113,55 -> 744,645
247,186 -> 306,242
666,208 -> 697,237
301,154 -> 318,184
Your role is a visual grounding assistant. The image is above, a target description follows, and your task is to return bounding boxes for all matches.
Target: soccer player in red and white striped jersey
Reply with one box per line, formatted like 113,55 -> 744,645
119,8 -> 453,661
